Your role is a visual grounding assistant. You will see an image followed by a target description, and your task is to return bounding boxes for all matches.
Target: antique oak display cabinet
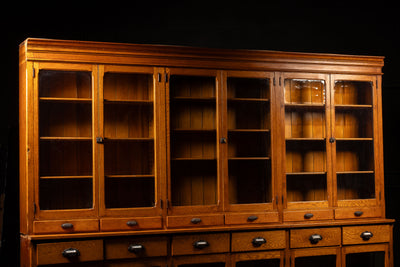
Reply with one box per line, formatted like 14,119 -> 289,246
19,38 -> 394,267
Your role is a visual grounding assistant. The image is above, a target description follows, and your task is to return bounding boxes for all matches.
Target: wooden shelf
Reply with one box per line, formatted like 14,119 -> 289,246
39,97 -> 92,103
171,96 -> 216,102
285,103 -> 325,109
335,104 -> 372,109
104,99 -> 153,105
286,172 -> 327,176
336,171 -> 374,174
286,138 -> 326,141
228,157 -> 270,160
104,137 -> 154,142
105,175 -> 155,178
172,129 -> 216,133
39,137 -> 92,141
171,158 -> 216,161
228,98 -> 269,103
40,175 -> 93,180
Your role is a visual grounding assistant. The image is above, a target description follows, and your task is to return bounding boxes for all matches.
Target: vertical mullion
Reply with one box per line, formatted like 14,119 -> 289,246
97,65 -> 105,216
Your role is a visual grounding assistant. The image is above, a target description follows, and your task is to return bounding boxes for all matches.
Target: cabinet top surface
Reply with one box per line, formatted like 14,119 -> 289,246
20,38 -> 384,74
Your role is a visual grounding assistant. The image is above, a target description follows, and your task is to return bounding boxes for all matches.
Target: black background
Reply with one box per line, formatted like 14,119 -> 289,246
1,2 -> 400,266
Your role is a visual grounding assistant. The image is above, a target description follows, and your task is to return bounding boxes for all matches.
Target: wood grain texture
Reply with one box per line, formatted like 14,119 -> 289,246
290,227 -> 341,248
231,230 -> 285,252
342,225 -> 391,245
171,233 -> 230,256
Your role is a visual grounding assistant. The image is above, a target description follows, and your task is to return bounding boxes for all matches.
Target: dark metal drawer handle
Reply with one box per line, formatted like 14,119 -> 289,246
309,234 -> 323,244
126,220 -> 138,227
304,213 -> 314,219
193,240 -> 209,249
354,211 -> 364,217
61,223 -> 74,229
361,231 -> 374,241
247,215 -> 258,222
252,237 -> 267,247
62,248 -> 80,258
128,244 -> 145,254
191,218 -> 202,224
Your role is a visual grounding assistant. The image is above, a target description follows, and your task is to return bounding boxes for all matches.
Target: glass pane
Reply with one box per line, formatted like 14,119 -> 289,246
227,77 -> 271,205
346,251 -> 385,267
40,178 -> 92,210
295,255 -> 336,267
334,80 -> 375,201
284,78 -> 327,205
169,75 -> 217,207
103,72 -> 155,209
38,70 -> 93,211
236,259 -> 280,267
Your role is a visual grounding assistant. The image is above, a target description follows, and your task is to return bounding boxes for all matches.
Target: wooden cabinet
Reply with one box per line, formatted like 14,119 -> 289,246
19,38 -> 393,267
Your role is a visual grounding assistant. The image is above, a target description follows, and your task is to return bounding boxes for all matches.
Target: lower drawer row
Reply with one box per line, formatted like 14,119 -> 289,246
35,225 -> 391,265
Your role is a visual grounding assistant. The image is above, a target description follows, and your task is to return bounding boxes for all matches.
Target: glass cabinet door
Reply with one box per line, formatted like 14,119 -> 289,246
36,63 -> 96,218
226,72 -> 273,208
292,247 -> 339,267
168,69 -> 221,214
332,75 -> 380,214
100,66 -> 160,217
232,251 -> 282,267
281,73 -> 331,218
343,244 -> 388,267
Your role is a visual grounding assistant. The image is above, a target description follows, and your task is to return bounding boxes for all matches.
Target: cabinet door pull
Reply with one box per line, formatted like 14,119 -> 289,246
247,215 -> 258,222
252,237 -> 267,247
126,220 -> 138,226
304,213 -> 314,219
61,223 -> 74,229
360,231 -> 374,241
354,211 -> 364,217
128,244 -> 145,254
62,248 -> 80,258
191,218 -> 202,224
309,234 -> 323,244
193,240 -> 209,249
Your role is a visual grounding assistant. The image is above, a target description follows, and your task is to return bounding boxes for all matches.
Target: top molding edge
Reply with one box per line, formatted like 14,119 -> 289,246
20,38 -> 385,73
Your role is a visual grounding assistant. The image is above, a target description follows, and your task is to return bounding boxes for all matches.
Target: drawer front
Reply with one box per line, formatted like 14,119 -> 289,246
101,217 -> 162,231
225,212 -> 279,225
343,225 -> 391,245
335,207 -> 382,219
36,240 -> 103,265
105,236 -> 168,260
167,214 -> 224,228
33,219 -> 99,234
172,233 -> 230,256
284,209 -> 333,222
231,230 -> 286,252
290,228 -> 341,248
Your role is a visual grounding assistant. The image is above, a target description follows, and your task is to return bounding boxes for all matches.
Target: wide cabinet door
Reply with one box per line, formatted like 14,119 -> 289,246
98,65 -> 164,231
278,73 -> 333,222
33,62 -> 98,221
331,75 -> 383,219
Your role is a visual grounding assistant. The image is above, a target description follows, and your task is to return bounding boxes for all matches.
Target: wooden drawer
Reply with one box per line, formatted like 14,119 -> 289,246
101,217 -> 162,231
105,236 -> 168,260
343,225 -> 391,245
172,233 -> 230,256
335,207 -> 382,219
167,214 -> 224,228
284,209 -> 333,222
33,219 -> 99,234
225,212 -> 279,225
290,228 -> 341,248
231,230 -> 286,252
36,240 -> 103,265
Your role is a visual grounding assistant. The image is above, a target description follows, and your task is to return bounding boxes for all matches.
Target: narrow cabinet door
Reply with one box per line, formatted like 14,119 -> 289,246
277,73 -> 333,222
166,68 -> 224,227
331,74 -> 383,220
33,62 -> 98,223
98,65 -> 163,231
223,71 -> 279,225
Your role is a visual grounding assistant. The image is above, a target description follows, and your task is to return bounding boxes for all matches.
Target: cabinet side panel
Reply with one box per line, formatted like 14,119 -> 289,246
19,44 -> 28,235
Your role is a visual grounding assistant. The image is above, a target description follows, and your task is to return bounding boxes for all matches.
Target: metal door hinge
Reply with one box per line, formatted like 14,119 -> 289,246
275,196 -> 278,205
160,199 -> 164,209
32,67 -> 35,78
282,196 -> 284,204
166,199 -> 170,209
96,137 -> 104,144
165,73 -> 169,83
158,73 -> 162,82
279,77 -> 282,86
33,203 -> 37,214
273,77 -> 276,86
